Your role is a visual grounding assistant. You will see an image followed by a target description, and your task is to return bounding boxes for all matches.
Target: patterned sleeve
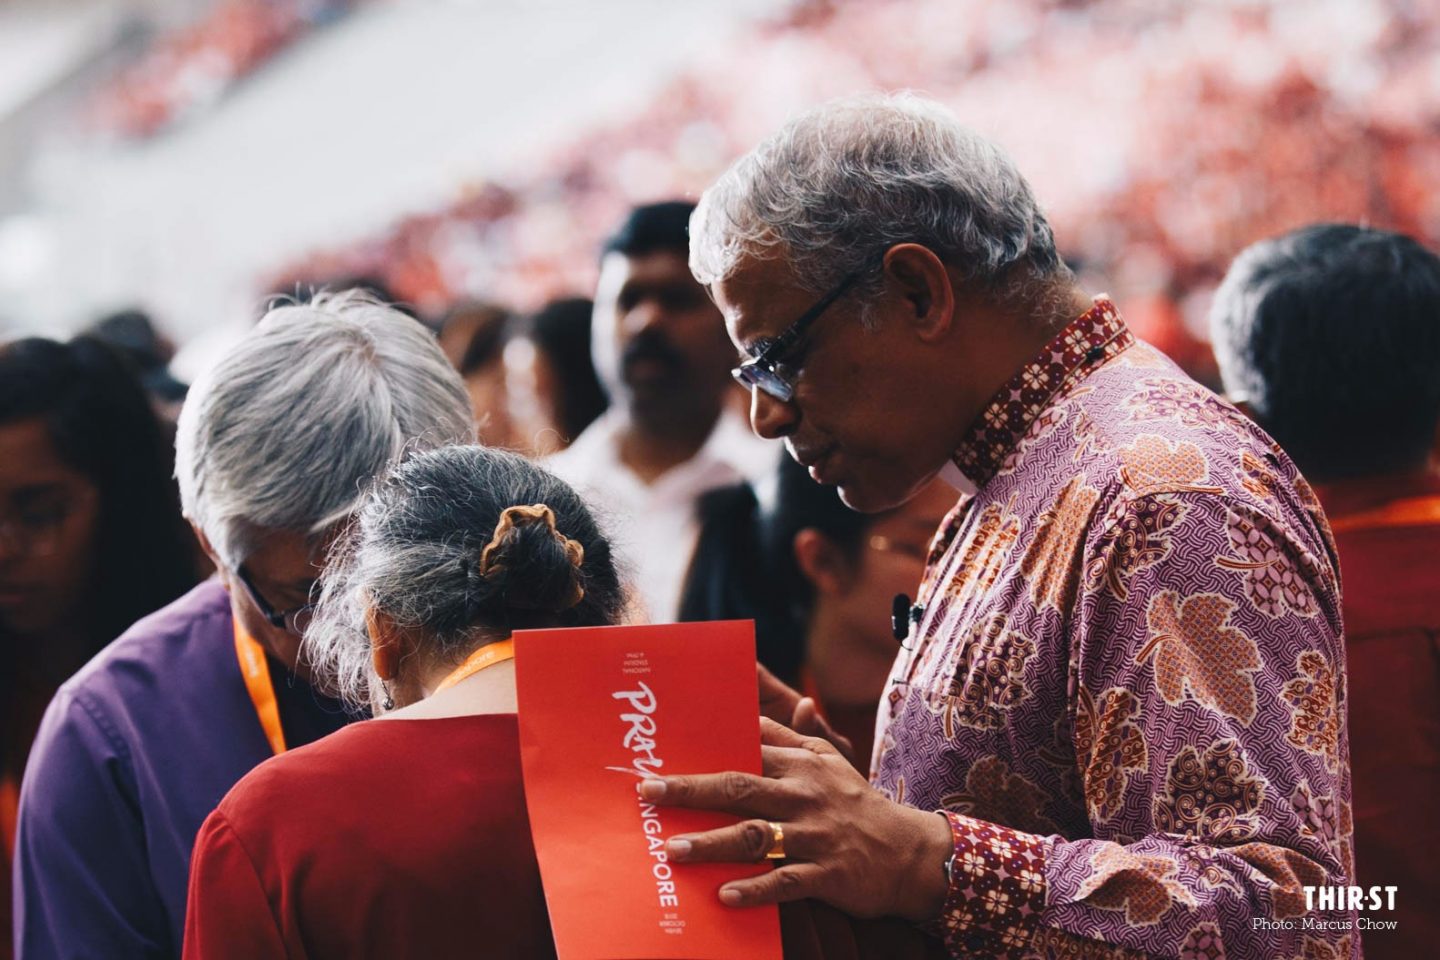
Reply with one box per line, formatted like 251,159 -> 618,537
932,490 -> 1354,960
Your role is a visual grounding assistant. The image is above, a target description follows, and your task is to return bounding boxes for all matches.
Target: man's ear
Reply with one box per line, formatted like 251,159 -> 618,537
191,524 -> 229,589
881,243 -> 955,342
366,605 -> 404,682
793,528 -> 853,596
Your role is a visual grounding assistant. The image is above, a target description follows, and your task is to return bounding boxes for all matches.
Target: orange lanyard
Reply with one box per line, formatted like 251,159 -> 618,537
233,618 -> 287,756
435,640 -> 516,692
1328,494 -> 1440,534
1,770 -> 18,861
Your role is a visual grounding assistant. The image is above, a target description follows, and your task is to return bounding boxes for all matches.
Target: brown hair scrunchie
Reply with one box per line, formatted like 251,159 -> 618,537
477,503 -> 586,610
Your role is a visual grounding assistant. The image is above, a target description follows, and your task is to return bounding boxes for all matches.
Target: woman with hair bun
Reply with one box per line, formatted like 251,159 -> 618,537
182,445 -> 626,959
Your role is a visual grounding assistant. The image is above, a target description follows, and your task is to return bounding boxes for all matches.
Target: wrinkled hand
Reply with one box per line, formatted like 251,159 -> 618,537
638,717 -> 953,920
756,663 -> 856,766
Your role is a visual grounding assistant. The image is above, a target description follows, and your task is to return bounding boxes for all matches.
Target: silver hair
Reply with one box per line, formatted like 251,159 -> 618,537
303,445 -> 625,709
690,92 -> 1066,305
174,290 -> 475,570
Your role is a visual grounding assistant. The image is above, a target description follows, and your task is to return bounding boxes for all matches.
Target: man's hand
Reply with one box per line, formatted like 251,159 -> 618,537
638,717 -> 953,920
756,663 -> 856,765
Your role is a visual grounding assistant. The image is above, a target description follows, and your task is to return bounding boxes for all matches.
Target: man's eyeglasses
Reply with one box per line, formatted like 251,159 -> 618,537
235,565 -> 316,636
732,272 -> 861,403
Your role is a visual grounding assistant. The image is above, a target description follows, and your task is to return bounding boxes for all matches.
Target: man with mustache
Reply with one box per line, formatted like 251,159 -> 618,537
547,201 -> 772,622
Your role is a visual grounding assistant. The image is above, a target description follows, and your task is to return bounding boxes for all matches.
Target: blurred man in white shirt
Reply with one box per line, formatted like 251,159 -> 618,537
548,202 -> 773,621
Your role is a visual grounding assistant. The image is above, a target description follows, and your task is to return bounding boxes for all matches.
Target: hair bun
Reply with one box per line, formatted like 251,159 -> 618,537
477,504 -> 586,613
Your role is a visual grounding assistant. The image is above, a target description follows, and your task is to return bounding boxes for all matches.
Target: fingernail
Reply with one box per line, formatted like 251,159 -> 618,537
637,778 -> 667,800
667,838 -> 692,859
719,887 -> 744,907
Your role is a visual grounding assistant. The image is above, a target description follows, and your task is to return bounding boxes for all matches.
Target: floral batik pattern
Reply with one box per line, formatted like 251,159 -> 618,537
1026,928 -> 1149,959
1070,408 -> 1112,462
1122,377 -> 1251,435
1215,505 -> 1321,619
952,298 -> 1132,486
1086,494 -> 1188,601
1136,591 -> 1261,724
1229,843 -> 1329,919
1022,476 -> 1101,612
1236,450 -> 1279,501
940,612 -> 1036,737
871,300 -> 1352,960
1281,652 -> 1341,773
1072,845 -> 1197,926
1073,687 -> 1147,825
1289,934 -> 1354,960
1000,406 -> 1068,477
1179,921 -> 1227,960
1291,474 -> 1339,567
943,755 -> 1058,835
1152,739 -> 1267,843
1290,780 -> 1353,876
944,498 -> 1020,607
936,811 -> 1047,956
1115,434 -> 1222,496
1176,844 -> 1245,898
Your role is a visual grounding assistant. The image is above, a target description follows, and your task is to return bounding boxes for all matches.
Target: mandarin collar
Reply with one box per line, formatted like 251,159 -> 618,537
948,296 -> 1133,493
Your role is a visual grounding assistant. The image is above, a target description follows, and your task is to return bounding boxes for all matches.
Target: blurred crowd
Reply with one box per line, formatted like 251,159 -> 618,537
3,93 -> 1439,960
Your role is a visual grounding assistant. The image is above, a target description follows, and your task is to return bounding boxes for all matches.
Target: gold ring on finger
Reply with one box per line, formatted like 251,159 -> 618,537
764,821 -> 786,860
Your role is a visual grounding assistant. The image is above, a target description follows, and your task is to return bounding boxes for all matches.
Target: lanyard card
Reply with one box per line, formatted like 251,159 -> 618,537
515,620 -> 781,960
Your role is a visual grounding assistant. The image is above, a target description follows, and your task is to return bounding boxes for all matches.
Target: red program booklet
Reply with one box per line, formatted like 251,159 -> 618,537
515,620 -> 782,960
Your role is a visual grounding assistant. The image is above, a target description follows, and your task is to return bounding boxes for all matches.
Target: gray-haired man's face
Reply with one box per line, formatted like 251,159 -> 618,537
713,251 -> 960,514
209,527 -> 328,681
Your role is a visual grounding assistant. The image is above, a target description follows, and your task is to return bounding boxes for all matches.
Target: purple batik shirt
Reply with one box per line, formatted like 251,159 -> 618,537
874,299 -> 1359,959
13,580 -> 351,959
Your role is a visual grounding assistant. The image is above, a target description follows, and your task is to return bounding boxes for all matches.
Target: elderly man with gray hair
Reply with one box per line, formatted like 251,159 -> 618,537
639,95 -> 1357,959
13,292 -> 474,960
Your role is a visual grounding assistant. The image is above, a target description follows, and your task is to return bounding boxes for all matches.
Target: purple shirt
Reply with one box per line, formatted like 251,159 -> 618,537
12,581 -> 351,959
875,300 -> 1358,958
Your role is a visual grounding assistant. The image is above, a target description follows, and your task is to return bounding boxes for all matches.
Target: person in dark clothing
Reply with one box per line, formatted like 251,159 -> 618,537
1,335 -> 199,956
1210,223 -> 1440,960
681,456 -> 955,766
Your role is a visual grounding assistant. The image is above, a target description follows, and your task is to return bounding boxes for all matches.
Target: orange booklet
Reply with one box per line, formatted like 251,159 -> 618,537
515,620 -> 782,960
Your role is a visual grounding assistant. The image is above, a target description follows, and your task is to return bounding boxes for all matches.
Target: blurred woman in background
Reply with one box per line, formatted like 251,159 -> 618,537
681,456 -> 956,768
183,445 -> 626,958
0,335 -> 198,946
504,297 -> 608,455
760,458 -> 955,767
439,296 -> 611,457
437,300 -> 521,448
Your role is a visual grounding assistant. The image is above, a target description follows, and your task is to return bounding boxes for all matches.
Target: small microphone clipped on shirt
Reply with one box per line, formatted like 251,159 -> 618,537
892,593 -> 925,646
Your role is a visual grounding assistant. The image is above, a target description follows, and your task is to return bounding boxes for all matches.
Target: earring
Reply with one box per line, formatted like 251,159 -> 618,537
381,680 -> 395,712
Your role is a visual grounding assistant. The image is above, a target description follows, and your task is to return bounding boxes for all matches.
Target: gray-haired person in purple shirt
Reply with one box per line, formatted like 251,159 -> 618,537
13,291 -> 475,959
